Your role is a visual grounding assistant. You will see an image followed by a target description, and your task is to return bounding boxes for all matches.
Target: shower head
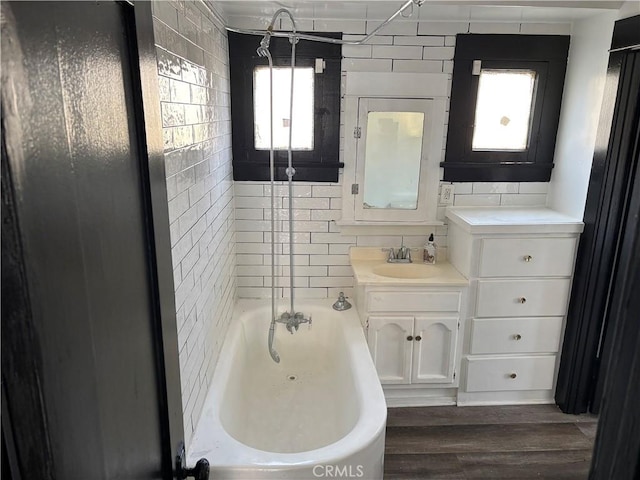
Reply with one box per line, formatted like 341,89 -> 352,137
256,27 -> 273,57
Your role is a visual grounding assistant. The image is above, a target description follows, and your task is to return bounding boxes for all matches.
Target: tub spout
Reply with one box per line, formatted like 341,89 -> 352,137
286,323 -> 297,334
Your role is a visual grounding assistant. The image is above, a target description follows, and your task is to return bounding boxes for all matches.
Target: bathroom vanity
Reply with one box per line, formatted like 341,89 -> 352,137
351,207 -> 584,407
446,207 -> 584,406
351,248 -> 469,406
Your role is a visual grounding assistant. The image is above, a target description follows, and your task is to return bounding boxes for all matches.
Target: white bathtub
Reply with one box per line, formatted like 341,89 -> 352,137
187,299 -> 387,479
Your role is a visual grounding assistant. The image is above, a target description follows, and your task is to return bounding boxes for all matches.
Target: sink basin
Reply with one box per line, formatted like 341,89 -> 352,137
372,263 -> 442,279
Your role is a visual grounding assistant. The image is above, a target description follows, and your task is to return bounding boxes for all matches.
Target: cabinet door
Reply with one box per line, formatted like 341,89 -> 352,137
367,316 -> 414,384
353,97 -> 445,222
411,316 -> 459,384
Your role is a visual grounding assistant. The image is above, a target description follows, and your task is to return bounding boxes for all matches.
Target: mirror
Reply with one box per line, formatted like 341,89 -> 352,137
363,111 -> 425,210
341,72 -> 449,226
347,95 -> 445,224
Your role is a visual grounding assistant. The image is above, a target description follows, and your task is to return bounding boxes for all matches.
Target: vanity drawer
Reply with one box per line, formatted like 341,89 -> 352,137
470,317 -> 563,354
476,279 -> 571,318
478,237 -> 577,278
464,356 -> 557,392
367,291 -> 460,313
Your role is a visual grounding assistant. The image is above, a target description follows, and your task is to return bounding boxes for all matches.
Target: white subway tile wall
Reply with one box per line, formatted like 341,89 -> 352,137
152,0 -> 235,449
234,20 -> 560,300
235,180 -> 449,299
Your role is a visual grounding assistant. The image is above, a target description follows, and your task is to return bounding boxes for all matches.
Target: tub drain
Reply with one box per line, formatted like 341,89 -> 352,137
287,374 -> 297,381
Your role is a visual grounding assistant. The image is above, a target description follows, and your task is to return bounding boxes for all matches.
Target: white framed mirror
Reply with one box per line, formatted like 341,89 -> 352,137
340,72 -> 448,228
353,97 -> 444,223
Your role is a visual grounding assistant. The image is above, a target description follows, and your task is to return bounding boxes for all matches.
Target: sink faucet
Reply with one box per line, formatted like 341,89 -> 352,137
398,245 -> 411,261
275,311 -> 312,334
383,244 -> 412,263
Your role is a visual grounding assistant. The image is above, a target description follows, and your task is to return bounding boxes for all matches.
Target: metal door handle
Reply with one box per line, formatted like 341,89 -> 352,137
176,443 -> 210,480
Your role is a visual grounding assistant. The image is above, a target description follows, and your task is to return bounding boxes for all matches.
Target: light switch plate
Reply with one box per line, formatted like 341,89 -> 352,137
440,184 -> 454,205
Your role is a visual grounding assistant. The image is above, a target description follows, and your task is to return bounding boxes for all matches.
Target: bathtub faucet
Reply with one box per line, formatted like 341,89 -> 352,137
276,311 -> 312,334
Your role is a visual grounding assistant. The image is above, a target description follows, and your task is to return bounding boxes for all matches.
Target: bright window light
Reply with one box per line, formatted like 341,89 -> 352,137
254,67 -> 314,150
472,69 -> 536,151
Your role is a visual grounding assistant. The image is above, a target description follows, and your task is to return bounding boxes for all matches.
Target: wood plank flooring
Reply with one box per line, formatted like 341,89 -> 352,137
384,405 -> 597,479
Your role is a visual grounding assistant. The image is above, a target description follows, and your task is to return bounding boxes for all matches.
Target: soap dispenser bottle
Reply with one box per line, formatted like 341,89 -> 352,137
424,233 -> 437,264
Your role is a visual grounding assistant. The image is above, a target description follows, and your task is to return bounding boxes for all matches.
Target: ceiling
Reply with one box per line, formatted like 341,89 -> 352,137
215,0 -> 625,24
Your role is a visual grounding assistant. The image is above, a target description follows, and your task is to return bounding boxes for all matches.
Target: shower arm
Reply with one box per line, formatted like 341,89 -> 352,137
226,0 -> 425,46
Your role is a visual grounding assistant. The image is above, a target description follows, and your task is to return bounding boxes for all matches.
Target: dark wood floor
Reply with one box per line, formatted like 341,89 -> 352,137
384,405 -> 598,479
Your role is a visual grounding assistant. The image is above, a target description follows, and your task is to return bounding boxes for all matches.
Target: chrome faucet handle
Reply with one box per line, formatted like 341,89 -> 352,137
382,248 -> 396,260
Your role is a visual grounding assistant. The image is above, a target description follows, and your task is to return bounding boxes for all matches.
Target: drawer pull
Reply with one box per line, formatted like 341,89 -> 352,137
514,334 -> 522,340
407,335 -> 413,341
518,297 -> 527,304
523,255 -> 533,262
509,373 -> 517,379
415,336 -> 422,341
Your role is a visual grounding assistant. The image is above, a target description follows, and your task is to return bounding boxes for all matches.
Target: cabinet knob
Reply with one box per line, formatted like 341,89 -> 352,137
407,335 -> 413,341
415,336 -> 422,341
514,334 -> 522,340
523,255 -> 533,262
510,373 -> 517,379
518,297 -> 527,304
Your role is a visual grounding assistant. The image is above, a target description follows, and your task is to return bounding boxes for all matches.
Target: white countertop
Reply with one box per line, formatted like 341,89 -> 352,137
350,248 -> 469,286
445,206 -> 584,234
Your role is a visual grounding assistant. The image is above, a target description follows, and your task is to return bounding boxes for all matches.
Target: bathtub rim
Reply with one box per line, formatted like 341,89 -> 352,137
187,298 -> 387,470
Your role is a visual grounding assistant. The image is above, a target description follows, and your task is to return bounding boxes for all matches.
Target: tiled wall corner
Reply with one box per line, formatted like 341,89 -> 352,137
152,0 -> 235,449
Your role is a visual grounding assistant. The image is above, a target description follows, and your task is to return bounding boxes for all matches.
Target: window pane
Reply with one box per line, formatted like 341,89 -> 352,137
472,69 -> 536,151
363,112 -> 424,210
254,67 -> 314,150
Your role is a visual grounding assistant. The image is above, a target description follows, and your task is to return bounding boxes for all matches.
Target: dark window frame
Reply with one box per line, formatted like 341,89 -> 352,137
442,34 -> 570,182
228,31 -> 343,182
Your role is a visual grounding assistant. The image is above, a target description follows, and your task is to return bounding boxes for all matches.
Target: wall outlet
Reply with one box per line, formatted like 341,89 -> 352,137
440,184 -> 455,205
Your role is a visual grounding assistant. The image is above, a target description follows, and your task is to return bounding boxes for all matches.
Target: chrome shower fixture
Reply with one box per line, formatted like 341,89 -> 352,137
256,29 -> 271,56
245,0 -> 428,363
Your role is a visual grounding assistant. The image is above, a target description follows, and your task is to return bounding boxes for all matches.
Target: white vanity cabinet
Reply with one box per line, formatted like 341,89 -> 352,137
358,284 -> 468,406
368,315 -> 459,385
350,248 -> 469,406
446,207 -> 584,405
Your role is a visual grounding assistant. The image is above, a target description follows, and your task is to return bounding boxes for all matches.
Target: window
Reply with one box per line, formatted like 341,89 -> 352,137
253,67 -> 314,151
228,32 -> 342,182
442,34 -> 570,182
472,69 -> 536,151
